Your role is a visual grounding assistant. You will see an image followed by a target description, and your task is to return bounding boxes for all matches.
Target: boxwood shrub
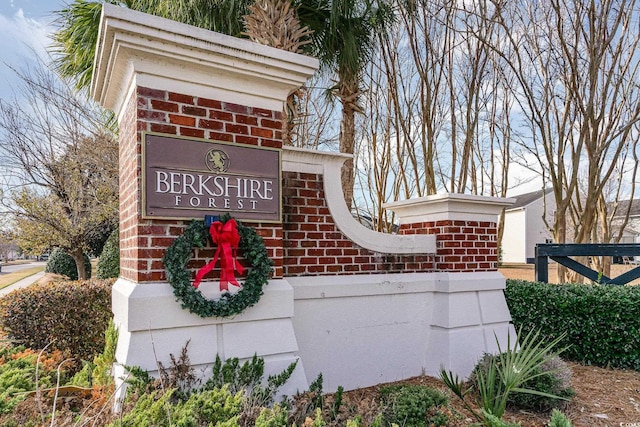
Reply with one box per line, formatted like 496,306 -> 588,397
96,228 -> 119,279
45,247 -> 92,280
0,278 -> 113,364
505,279 -> 640,370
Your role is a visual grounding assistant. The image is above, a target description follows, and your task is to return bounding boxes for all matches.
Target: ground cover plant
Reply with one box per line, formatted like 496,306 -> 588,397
0,323 -> 119,426
1,329 -> 637,426
379,384 -> 449,426
0,345 -> 68,418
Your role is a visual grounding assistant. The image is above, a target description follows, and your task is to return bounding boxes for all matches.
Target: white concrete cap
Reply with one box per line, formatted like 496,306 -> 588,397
91,3 -> 319,116
385,193 -> 516,223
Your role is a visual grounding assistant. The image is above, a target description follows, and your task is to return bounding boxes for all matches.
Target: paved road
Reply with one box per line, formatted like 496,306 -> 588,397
0,261 -> 46,274
0,261 -> 47,297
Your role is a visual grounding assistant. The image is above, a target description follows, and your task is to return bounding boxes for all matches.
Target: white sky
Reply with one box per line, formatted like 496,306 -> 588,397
0,0 -> 63,100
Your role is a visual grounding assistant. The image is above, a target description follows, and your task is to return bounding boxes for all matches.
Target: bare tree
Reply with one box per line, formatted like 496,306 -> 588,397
379,0 -> 451,198
350,0 -> 515,237
0,61 -> 118,279
354,50 -> 402,232
486,0 -> 640,281
590,145 -> 639,276
293,75 -> 340,150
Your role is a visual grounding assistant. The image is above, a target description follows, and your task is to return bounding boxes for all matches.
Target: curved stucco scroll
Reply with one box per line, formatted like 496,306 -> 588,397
282,147 -> 436,254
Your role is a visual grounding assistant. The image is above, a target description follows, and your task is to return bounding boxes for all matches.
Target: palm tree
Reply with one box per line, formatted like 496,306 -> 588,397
52,0 -> 253,91
295,0 -> 394,209
52,0 -> 122,91
242,0 -> 313,146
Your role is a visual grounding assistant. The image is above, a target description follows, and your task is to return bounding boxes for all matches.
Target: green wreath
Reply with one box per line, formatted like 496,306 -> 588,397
163,216 -> 273,318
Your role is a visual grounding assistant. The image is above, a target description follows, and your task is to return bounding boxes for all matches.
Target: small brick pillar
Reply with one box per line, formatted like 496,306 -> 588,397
91,4 -> 318,404
388,193 -> 512,272
386,193 -> 517,376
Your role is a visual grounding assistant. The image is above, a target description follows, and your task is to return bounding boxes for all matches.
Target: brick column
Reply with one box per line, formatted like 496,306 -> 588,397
387,193 -> 512,272
92,4 -> 317,405
121,88 -> 286,282
415,220 -> 497,271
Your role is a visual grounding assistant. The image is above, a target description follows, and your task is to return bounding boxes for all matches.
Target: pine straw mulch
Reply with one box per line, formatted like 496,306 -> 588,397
317,361 -> 640,427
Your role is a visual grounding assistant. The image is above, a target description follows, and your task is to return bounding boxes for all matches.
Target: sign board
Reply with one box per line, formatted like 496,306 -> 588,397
142,133 -> 281,222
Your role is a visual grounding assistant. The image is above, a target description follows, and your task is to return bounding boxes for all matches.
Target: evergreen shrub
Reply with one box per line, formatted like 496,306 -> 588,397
255,404 -> 288,427
107,387 -> 244,427
96,228 -> 119,279
549,409 -> 573,427
0,346 -> 68,417
0,278 -> 113,364
71,319 -> 118,388
45,247 -> 91,280
505,279 -> 640,369
380,384 -> 449,426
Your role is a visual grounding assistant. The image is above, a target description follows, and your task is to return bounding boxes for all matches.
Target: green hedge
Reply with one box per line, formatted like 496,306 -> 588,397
0,278 -> 114,364
505,279 -> 640,370
96,228 -> 120,279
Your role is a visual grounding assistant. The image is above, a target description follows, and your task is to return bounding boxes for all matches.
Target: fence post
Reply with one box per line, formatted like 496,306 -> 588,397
535,245 -> 548,283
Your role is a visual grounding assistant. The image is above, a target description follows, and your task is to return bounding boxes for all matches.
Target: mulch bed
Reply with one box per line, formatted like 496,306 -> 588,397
326,361 -> 640,426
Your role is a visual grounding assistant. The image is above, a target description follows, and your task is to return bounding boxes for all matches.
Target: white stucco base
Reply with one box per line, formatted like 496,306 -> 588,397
111,277 -> 308,405
288,271 -> 515,392
112,271 -> 514,400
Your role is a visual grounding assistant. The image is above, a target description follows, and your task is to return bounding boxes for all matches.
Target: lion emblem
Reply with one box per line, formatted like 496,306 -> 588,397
205,149 -> 230,173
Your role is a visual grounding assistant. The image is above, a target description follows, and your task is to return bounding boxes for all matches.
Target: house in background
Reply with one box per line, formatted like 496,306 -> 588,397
0,241 -> 20,263
609,199 -> 640,245
501,188 -> 555,264
501,192 -> 640,265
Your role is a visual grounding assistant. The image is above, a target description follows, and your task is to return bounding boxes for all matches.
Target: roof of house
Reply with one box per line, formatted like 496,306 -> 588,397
611,199 -> 640,217
504,189 -> 640,216
507,188 -> 553,210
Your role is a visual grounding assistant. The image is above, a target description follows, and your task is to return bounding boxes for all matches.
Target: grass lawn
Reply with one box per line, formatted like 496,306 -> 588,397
0,266 -> 44,290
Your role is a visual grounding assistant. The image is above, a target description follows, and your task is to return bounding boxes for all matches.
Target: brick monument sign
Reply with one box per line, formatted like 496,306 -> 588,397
92,4 -> 515,402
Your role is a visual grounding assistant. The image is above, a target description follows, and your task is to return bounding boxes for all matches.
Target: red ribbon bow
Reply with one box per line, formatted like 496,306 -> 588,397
193,219 -> 245,291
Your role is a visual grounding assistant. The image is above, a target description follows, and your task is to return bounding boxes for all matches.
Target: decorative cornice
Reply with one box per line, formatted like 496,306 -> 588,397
282,147 -> 437,254
91,4 -> 319,116
385,193 -> 516,224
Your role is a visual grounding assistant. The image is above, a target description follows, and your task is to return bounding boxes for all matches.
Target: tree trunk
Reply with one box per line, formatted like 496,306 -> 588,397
554,208 -> 568,283
338,79 -> 359,211
72,247 -> 87,280
282,93 -> 296,146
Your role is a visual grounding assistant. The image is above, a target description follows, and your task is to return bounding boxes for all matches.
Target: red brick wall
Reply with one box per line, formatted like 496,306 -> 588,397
118,87 -> 284,282
118,87 -> 140,281
136,87 -> 283,146
282,172 -> 435,276
399,221 -> 498,272
122,86 -> 493,284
